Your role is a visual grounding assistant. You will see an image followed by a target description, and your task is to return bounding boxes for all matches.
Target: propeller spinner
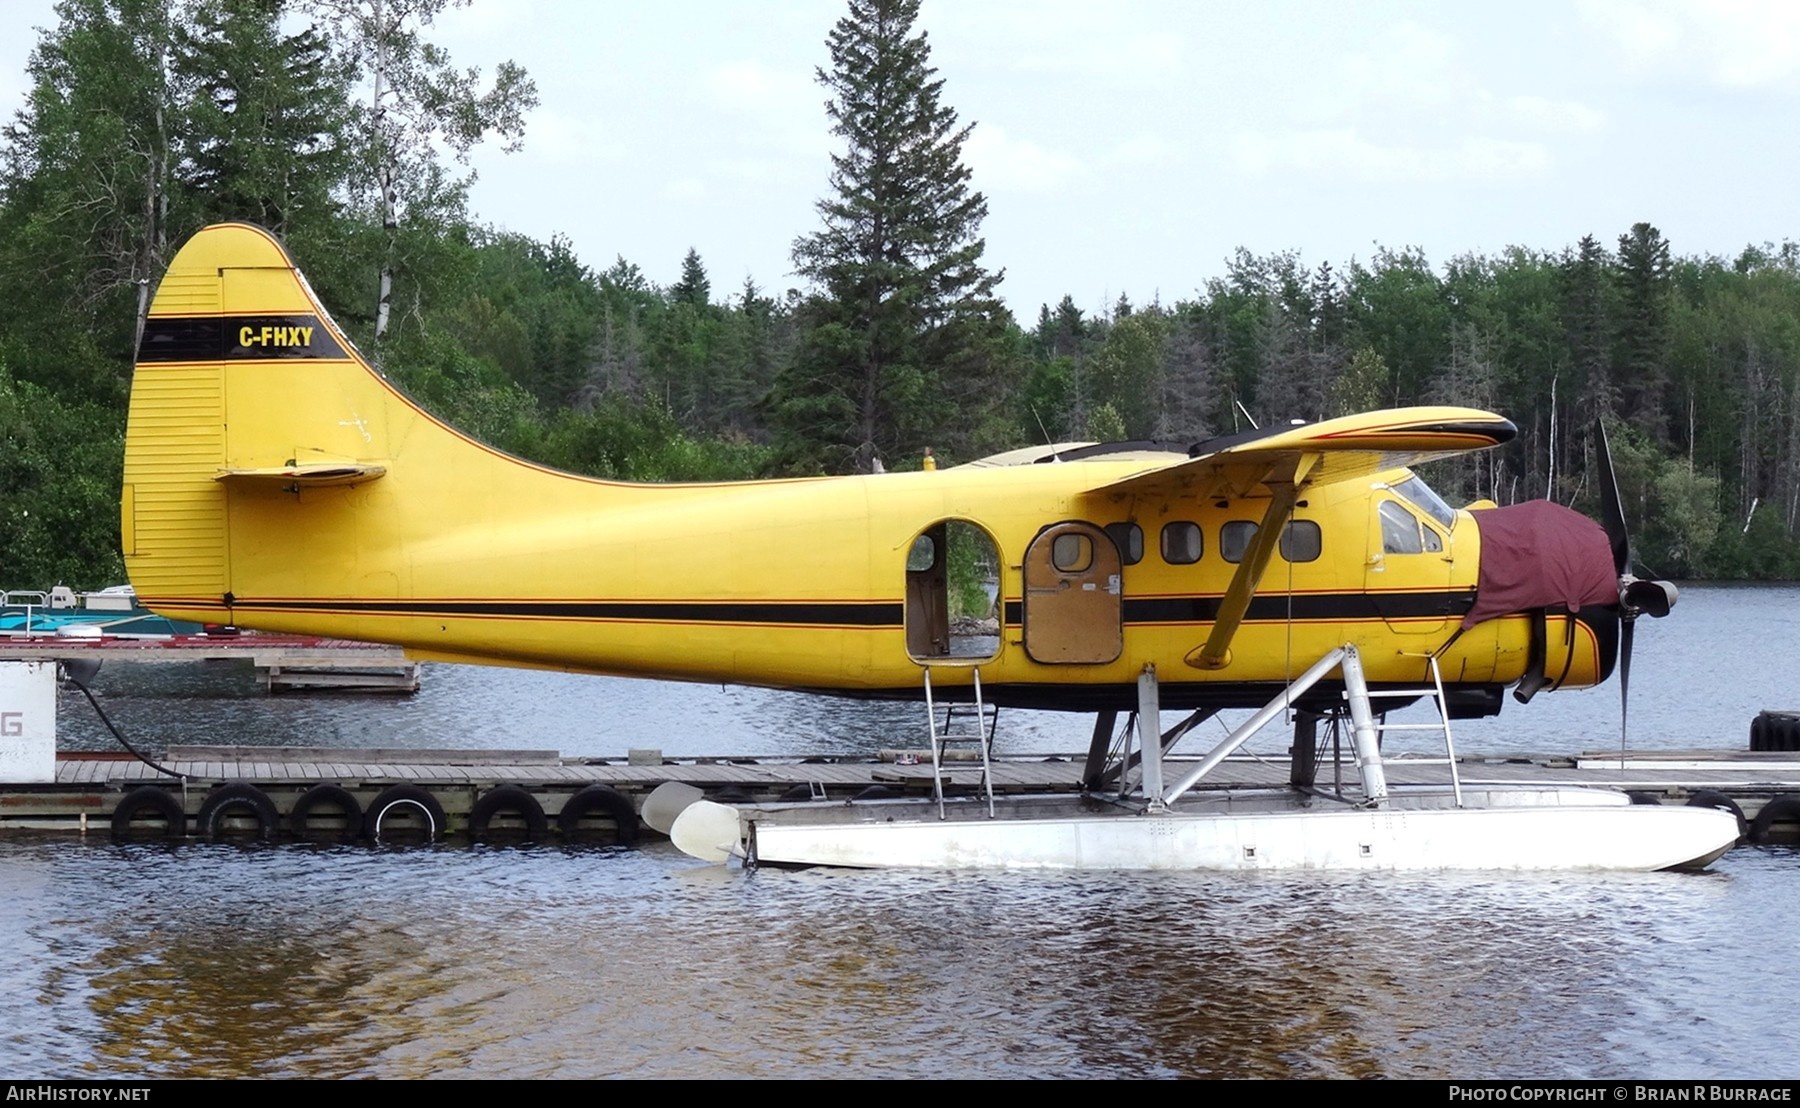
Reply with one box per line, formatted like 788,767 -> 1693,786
1592,419 -> 1680,747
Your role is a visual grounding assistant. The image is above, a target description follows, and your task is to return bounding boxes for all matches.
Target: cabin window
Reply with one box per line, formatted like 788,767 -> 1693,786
1161,522 -> 1202,565
1104,522 -> 1143,566
1221,520 -> 1257,563
1394,475 -> 1456,531
1052,533 -> 1093,572
1380,501 -> 1425,554
1279,520 -> 1322,562
906,534 -> 936,572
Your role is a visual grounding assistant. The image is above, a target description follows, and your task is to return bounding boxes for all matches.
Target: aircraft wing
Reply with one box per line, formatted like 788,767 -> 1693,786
1075,407 -> 1516,670
1083,407 -> 1516,503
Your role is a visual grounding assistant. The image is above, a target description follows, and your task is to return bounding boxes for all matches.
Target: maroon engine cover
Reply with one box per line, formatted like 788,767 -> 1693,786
1462,501 -> 1619,629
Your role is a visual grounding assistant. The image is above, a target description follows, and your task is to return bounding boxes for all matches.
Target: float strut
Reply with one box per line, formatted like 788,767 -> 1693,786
1338,645 -> 1389,805
1162,646 -> 1348,806
1137,665 -> 1166,812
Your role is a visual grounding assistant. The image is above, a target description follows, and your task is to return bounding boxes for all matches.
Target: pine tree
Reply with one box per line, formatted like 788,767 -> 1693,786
176,0 -> 355,238
777,0 -> 1013,472
1616,221 -> 1673,443
670,247 -> 710,307
1561,233 -> 1615,492
0,0 -> 181,399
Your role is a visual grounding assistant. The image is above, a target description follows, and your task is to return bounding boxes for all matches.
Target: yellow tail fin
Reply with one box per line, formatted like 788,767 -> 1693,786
125,224 -> 499,635
127,223 -> 387,618
125,223 -> 737,657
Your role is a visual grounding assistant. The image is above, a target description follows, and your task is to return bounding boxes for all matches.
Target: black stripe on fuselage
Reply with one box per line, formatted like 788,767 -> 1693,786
226,590 -> 1475,628
138,315 -> 347,362
1004,589 -> 1477,625
230,598 -> 908,626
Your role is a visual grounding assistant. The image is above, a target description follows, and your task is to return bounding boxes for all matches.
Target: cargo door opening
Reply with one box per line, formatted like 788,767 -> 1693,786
904,520 -> 1001,662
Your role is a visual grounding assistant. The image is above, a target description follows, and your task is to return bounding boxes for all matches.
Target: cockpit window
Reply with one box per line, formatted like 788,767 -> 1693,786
1393,475 -> 1456,531
1380,501 -> 1424,554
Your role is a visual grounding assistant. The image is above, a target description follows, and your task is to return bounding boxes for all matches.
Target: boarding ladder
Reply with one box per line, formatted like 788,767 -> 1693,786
922,666 -> 996,819
1355,655 -> 1465,807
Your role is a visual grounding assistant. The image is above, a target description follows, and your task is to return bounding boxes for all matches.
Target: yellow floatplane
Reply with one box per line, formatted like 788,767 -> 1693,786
122,224 -> 1736,871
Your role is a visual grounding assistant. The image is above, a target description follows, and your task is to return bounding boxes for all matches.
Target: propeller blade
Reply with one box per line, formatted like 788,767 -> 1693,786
1593,418 -> 1631,576
670,800 -> 745,863
641,781 -> 705,835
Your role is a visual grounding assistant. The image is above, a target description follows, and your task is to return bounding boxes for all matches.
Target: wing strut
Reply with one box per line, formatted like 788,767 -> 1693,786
1184,454 -> 1317,670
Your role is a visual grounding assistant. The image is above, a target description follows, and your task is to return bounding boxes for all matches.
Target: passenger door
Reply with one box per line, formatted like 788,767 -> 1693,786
1022,522 -> 1123,664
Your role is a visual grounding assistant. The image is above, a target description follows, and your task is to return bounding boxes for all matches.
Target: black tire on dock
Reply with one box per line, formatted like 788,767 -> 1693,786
1752,711 -> 1800,752
195,782 -> 280,840
468,785 -> 548,842
366,784 -> 446,843
288,784 -> 364,841
111,786 -> 187,840
1685,791 -> 1748,842
556,784 -> 639,845
1626,791 -> 1664,805
1750,796 -> 1800,844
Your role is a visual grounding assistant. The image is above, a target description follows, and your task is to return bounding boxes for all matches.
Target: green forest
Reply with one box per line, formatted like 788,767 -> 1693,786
4,0 -> 1800,590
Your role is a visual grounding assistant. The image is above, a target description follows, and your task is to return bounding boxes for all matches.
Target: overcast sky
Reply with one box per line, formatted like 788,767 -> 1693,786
2,0 -> 1796,318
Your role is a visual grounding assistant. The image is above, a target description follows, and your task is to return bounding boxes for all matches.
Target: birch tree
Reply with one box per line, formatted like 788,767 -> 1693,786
307,0 -> 536,340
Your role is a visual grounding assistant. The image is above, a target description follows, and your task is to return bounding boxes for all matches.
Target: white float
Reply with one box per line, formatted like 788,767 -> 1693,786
669,645 -> 1741,874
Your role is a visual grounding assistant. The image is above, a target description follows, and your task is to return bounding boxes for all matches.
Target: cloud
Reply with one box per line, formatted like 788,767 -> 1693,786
1009,30 -> 1182,81
524,110 -> 624,165
432,0 -> 527,40
1230,128 -> 1551,184
707,60 -> 814,112
1497,94 -> 1608,133
703,59 -> 826,163
1105,133 -> 1177,168
1253,17 -> 1600,187
703,156 -> 807,185
937,0 -> 1182,83
963,125 -> 1084,192
1327,20 -> 1469,119
1582,0 -> 1800,89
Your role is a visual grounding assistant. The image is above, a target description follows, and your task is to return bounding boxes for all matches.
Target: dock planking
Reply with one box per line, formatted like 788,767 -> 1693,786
12,743 -> 1800,845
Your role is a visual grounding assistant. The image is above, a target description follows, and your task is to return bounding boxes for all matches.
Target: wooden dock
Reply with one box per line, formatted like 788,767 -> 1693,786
0,634 -> 419,691
10,743 -> 1800,847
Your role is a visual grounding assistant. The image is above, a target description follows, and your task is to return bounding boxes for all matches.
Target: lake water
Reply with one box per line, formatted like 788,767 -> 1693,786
12,582 -> 1800,1078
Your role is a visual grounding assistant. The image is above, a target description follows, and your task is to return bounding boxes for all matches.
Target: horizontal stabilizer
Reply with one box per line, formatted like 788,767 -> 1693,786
215,463 -> 388,487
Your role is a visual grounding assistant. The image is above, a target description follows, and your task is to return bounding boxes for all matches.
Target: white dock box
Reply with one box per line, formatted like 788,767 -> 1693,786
0,662 -> 57,783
